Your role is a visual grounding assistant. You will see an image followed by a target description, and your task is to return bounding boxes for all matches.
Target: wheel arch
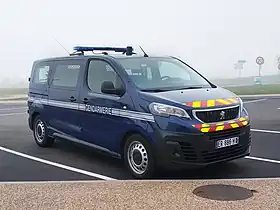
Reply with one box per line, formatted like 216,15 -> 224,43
30,112 -> 40,130
120,130 -> 155,159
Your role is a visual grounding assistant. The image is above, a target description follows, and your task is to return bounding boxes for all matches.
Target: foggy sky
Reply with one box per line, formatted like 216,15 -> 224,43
1,0 -> 279,82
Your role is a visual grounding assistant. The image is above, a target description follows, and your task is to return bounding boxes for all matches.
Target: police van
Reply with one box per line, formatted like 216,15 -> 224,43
27,46 -> 251,178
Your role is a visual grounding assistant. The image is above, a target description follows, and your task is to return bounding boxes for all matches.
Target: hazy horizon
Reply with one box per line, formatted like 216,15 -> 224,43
1,0 -> 280,86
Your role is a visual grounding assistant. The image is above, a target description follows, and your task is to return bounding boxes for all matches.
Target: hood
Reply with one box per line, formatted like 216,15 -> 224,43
139,87 -> 240,107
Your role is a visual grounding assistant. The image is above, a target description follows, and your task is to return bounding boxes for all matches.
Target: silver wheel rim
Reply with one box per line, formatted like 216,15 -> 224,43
35,120 -> 45,143
127,141 -> 148,175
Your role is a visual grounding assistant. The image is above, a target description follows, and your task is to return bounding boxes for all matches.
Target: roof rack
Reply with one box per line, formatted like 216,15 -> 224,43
70,46 -> 136,56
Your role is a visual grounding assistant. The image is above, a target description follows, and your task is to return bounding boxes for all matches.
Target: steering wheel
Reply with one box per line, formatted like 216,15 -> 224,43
161,76 -> 172,80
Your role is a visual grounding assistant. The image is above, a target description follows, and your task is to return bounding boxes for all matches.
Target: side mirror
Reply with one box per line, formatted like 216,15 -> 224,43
101,81 -> 124,96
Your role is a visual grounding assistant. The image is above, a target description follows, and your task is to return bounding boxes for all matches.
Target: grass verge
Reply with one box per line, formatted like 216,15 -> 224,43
0,88 -> 28,96
224,84 -> 280,95
0,97 -> 28,101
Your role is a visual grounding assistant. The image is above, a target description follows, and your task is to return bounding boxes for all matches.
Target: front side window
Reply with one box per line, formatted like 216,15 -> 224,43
52,63 -> 81,88
117,57 -> 212,91
87,59 -> 123,94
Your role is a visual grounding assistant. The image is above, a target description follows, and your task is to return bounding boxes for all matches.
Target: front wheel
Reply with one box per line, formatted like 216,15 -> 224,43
124,134 -> 156,179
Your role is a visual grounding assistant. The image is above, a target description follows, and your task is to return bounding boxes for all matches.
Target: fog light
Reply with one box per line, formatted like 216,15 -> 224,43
173,149 -> 180,157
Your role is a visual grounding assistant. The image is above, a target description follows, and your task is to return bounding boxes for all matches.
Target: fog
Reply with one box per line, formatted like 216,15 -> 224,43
1,0 -> 280,87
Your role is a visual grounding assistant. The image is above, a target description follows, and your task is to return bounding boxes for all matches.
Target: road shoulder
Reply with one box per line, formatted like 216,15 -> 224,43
1,179 -> 280,209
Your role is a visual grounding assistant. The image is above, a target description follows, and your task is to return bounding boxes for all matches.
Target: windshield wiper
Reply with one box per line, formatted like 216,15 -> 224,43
140,86 -> 207,92
140,88 -> 171,92
180,86 -> 204,90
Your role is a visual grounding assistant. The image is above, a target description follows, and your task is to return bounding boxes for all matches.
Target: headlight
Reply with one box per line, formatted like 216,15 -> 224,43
149,102 -> 191,119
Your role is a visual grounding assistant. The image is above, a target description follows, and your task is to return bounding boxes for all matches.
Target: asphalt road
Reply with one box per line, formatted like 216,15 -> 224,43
1,98 -> 280,181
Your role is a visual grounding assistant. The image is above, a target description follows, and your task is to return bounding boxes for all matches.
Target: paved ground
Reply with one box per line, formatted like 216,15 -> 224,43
1,98 -> 280,181
1,98 -> 280,208
1,179 -> 280,210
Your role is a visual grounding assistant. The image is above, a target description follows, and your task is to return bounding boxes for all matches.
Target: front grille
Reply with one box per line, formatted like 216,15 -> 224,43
178,142 -> 249,163
206,127 -> 243,141
177,128 -> 250,163
194,106 -> 240,123
201,144 -> 248,163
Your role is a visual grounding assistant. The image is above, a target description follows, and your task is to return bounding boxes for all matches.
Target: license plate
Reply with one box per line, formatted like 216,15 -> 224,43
215,137 -> 239,149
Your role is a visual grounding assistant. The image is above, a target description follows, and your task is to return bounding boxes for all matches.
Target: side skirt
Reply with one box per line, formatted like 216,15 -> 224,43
53,132 -> 121,159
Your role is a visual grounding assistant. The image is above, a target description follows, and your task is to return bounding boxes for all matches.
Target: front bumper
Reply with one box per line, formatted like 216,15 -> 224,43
154,124 -> 251,169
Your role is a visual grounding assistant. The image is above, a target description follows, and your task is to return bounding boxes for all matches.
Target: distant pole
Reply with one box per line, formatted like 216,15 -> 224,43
255,56 -> 264,85
256,56 -> 264,77
277,56 -> 280,73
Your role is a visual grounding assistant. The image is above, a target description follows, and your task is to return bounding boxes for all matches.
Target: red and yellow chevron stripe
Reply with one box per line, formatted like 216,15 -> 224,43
192,116 -> 249,133
185,97 -> 239,108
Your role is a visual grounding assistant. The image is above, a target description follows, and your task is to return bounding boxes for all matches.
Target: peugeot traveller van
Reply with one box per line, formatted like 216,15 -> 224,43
27,46 -> 251,178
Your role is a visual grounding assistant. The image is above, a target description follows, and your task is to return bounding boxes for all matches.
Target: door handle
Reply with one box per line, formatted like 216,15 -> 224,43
83,98 -> 89,104
69,96 -> 76,102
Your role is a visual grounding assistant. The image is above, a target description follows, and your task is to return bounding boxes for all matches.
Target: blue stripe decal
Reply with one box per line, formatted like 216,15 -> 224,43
28,97 -> 155,122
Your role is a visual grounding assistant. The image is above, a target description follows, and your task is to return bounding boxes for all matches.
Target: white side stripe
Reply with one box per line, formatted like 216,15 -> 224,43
113,109 -> 155,122
118,113 -> 154,122
118,109 -> 154,118
28,97 -> 155,122
48,100 -> 79,110
79,104 -> 86,110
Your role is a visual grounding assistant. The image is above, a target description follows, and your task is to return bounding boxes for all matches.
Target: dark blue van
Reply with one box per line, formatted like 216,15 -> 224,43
27,46 -> 251,178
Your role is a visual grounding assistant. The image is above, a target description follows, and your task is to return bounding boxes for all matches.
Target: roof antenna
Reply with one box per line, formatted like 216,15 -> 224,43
52,36 -> 70,55
139,46 -> 148,57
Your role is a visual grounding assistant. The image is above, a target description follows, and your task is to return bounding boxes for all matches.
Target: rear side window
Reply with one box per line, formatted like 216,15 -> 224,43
52,63 -> 81,88
32,65 -> 50,84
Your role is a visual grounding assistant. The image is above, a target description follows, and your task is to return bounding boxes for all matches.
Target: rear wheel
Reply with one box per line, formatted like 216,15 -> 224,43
124,134 -> 156,179
33,115 -> 54,147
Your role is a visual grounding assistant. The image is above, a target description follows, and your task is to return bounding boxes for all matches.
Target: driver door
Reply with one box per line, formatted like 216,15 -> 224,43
78,58 -> 134,152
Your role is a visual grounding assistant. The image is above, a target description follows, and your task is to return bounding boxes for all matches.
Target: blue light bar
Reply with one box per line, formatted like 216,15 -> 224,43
72,46 -> 134,55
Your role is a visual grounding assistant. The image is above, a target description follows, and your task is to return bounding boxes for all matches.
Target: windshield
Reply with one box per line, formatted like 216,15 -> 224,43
117,57 -> 212,91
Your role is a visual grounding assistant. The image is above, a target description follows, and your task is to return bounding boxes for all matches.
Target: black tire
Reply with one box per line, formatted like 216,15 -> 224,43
33,115 -> 54,147
123,134 -> 156,179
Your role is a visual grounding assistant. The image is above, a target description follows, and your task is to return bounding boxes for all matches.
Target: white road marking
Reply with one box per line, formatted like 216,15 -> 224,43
0,112 -> 26,117
245,156 -> 280,164
0,146 -> 116,181
0,107 -> 26,111
0,146 -> 279,183
243,98 -> 266,104
251,128 -> 280,134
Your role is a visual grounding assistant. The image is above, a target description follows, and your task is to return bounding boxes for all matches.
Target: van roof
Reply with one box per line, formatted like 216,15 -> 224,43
33,54 -> 172,63
33,45 -> 172,63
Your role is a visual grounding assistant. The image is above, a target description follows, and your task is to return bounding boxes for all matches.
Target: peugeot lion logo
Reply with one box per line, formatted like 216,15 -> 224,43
220,111 -> 225,120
